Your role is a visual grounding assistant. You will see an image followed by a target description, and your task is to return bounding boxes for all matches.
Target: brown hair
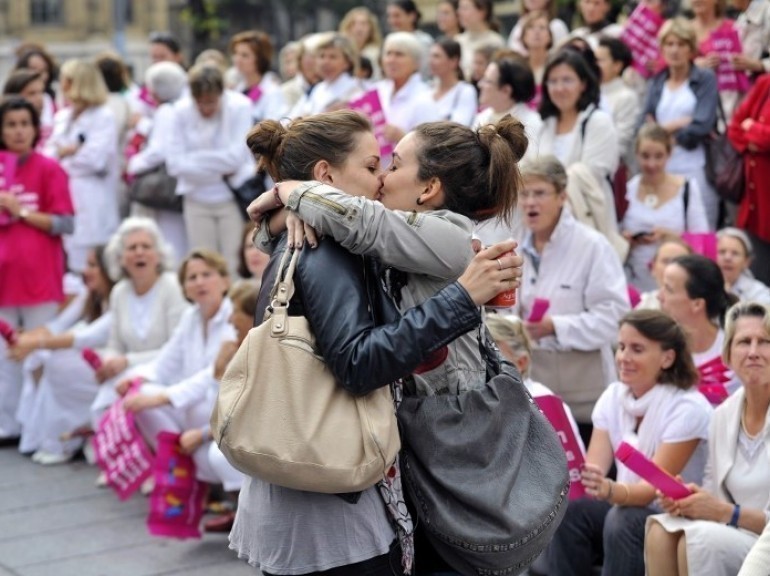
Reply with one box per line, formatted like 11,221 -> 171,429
2,68 -> 43,96
521,11 -> 554,50
413,115 -> 528,226
636,123 -> 672,154
83,245 -> 115,323
339,7 -> 383,49
229,280 -> 260,318
316,33 -> 359,76
188,64 -> 224,99
178,249 -> 229,300
229,30 -> 273,76
247,110 -> 372,181
620,309 -> 699,389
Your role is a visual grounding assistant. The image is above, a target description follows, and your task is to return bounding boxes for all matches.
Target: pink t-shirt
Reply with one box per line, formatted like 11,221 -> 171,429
0,151 -> 73,306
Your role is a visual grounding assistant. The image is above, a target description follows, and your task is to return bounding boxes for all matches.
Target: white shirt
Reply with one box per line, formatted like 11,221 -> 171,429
430,81 -> 478,126
601,78 -> 640,163
127,102 -> 175,176
376,73 -> 434,137
290,73 -> 363,118
732,274 -> 770,305
657,83 -> 705,172
235,75 -> 285,122
456,29 -> 505,80
473,102 -> 542,161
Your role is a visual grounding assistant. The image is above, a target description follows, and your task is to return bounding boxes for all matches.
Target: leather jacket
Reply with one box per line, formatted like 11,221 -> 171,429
255,234 -> 482,395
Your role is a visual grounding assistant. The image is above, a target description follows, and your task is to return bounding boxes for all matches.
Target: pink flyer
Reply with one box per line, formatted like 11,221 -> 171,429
349,89 -> 394,160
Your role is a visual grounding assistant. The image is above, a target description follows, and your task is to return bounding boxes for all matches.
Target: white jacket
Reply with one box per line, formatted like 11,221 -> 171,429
515,208 -> 630,385
376,73 -> 434,136
166,90 -> 255,204
44,104 -> 120,246
126,103 -> 175,176
732,274 -> 770,305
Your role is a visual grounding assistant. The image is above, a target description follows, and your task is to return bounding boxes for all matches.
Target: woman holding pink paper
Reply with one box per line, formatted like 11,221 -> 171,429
548,309 -> 712,576
645,301 -> 770,576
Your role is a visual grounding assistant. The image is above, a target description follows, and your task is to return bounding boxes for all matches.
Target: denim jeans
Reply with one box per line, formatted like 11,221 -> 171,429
547,498 -> 654,576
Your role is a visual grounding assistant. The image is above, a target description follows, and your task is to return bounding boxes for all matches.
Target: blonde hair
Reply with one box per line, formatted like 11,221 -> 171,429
486,315 -> 533,376
723,301 -> 770,365
178,249 -> 229,294
658,17 -> 698,56
60,59 -> 108,108
636,123 -> 673,154
339,7 -> 383,50
316,33 -> 359,76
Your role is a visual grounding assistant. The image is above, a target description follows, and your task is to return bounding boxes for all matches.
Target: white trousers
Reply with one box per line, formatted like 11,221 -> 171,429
0,303 -> 59,438
134,383 -> 243,491
183,197 -> 243,279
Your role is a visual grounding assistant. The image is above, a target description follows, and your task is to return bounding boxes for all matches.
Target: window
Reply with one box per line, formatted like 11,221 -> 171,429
30,0 -> 64,25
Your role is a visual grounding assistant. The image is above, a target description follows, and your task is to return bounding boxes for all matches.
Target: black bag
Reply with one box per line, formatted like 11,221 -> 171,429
128,164 -> 182,212
398,332 -> 569,576
224,173 -> 267,220
705,101 -> 745,204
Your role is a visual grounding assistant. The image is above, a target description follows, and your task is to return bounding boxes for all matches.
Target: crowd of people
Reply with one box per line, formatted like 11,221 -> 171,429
1,0 -> 770,574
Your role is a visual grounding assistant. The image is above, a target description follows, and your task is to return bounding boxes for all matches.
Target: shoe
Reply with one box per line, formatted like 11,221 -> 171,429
82,438 -> 97,465
35,451 -> 74,466
95,471 -> 108,488
140,476 -> 155,496
204,511 -> 236,533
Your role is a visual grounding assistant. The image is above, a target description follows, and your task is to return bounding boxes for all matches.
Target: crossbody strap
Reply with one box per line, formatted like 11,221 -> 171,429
682,179 -> 690,231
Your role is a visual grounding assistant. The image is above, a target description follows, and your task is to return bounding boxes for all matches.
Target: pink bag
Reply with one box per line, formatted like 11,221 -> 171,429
92,393 -> 154,500
147,431 -> 207,539
534,395 -> 586,500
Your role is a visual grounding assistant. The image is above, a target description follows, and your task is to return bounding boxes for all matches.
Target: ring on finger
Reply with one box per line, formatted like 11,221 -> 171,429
496,258 -> 503,271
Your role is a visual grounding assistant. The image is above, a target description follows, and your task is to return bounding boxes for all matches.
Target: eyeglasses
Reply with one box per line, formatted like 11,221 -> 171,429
519,189 -> 559,201
545,77 -> 579,89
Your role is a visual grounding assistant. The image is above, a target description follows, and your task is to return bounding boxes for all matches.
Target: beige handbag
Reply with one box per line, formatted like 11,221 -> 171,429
211,248 -> 400,493
530,348 -> 606,423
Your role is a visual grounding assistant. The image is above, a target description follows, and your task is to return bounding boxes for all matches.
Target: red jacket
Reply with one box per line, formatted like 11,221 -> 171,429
727,74 -> 770,242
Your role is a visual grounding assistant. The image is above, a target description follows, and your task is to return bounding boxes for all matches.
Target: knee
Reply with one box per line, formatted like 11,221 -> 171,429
603,506 -> 641,545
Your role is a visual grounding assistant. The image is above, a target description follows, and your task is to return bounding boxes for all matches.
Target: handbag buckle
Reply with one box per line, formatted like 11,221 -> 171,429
271,305 -> 289,336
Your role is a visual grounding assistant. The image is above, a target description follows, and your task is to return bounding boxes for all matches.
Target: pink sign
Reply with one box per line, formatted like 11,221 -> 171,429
138,86 -> 157,109
246,85 -> 263,103
147,431 -> 207,539
349,89 -> 393,159
682,232 -> 718,260
0,319 -> 17,345
0,152 -> 19,227
621,4 -> 665,79
81,348 -> 103,371
701,23 -> 750,93
535,395 -> 586,500
615,441 -> 692,500
528,298 -> 550,323
92,393 -> 154,500
697,356 -> 732,405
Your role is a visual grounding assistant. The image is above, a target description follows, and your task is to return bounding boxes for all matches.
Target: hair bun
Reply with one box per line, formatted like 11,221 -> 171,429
494,114 -> 528,163
246,119 -> 287,179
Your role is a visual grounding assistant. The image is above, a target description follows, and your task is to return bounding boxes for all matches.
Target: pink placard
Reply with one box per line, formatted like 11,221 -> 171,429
138,85 -> 157,109
682,232 -> 717,261
621,4 -> 665,79
535,395 -> 586,500
0,151 -> 19,227
147,431 -> 207,539
349,89 -> 394,160
697,356 -> 732,405
81,348 -> 103,371
0,319 -> 17,345
528,298 -> 550,323
246,84 -> 263,103
702,23 -> 750,93
615,441 -> 692,500
92,392 -> 154,500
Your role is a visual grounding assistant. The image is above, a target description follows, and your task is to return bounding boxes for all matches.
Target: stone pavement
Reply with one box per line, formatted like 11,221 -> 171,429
0,448 -> 257,576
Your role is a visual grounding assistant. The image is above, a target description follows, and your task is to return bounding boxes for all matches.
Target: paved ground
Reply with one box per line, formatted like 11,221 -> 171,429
0,448 -> 257,576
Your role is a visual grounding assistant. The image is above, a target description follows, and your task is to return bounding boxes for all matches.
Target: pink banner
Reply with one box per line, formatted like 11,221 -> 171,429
0,151 -> 18,226
682,232 -> 717,261
615,441 -> 692,499
697,356 -> 732,405
92,393 -> 154,501
621,4 -> 665,79
702,23 -> 750,93
349,89 -> 394,160
535,395 -> 586,500
147,431 -> 207,539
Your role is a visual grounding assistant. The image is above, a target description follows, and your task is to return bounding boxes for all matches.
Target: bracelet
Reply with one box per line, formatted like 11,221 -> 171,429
273,186 -> 284,207
616,482 -> 631,506
728,504 -> 741,527
605,479 -> 614,502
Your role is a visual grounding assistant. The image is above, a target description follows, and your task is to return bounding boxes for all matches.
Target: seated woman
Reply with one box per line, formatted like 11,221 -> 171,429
89,217 -> 188,431
428,37 -> 478,126
10,246 -> 114,463
621,124 -> 709,292
645,301 -> 770,576
635,235 -> 693,310
549,309 -> 713,576
717,227 -> 770,305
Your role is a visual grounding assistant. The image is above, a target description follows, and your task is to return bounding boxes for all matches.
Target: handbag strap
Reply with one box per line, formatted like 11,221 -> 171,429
267,248 -> 301,337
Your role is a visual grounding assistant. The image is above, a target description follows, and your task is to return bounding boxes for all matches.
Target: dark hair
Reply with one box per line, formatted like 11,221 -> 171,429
597,36 -> 633,74
672,254 -> 739,327
539,49 -> 600,120
413,115 -> 528,226
466,0 -> 501,32
149,31 -> 182,54
389,0 -> 422,26
83,245 -> 115,323
496,54 -> 536,103
434,37 -> 464,80
563,40 -> 602,86
620,309 -> 699,389
247,110 -> 373,181
2,68 -> 44,96
188,64 -> 224,98
14,45 -> 58,97
359,56 -> 374,79
94,52 -> 130,93
229,30 -> 274,76
239,222 -> 256,279
0,97 -> 40,148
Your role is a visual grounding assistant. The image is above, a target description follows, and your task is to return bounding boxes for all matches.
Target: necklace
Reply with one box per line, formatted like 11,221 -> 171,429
741,410 -> 761,440
639,180 -> 663,209
643,194 -> 659,209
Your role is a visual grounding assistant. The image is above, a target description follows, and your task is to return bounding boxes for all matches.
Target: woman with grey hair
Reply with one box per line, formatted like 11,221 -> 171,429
127,60 -> 189,262
717,227 -> 770,305
375,31 -> 434,147
89,217 -> 187,433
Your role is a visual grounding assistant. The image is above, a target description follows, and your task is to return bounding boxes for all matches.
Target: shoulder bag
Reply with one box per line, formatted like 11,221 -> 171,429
223,172 -> 267,220
398,330 -> 569,576
705,100 -> 745,204
128,164 -> 182,212
211,248 -> 400,493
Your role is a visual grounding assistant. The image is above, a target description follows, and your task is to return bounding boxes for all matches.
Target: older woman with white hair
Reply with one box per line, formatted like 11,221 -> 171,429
376,31 -> 434,147
127,61 -> 189,263
717,228 -> 770,305
89,217 -> 188,431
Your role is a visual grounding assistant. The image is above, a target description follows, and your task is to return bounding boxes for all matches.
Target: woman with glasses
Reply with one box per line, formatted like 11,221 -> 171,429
512,155 -> 630,444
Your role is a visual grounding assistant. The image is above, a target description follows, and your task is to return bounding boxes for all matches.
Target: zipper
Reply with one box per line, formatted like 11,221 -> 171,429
303,191 -> 347,215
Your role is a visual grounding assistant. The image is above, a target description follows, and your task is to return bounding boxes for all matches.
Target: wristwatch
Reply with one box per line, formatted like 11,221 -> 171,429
19,208 -> 30,221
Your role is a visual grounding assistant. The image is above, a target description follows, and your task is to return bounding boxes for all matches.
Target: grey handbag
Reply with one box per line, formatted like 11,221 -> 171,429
398,332 -> 569,576
128,164 -> 181,212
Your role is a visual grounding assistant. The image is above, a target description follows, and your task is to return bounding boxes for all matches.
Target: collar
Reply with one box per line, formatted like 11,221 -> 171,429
602,77 -> 626,93
521,207 -> 574,255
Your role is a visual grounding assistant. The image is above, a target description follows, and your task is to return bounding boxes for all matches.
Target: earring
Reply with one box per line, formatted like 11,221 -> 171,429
416,197 -> 424,206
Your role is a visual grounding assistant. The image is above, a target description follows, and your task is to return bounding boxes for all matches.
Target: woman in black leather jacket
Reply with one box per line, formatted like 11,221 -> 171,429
228,110 -> 521,576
